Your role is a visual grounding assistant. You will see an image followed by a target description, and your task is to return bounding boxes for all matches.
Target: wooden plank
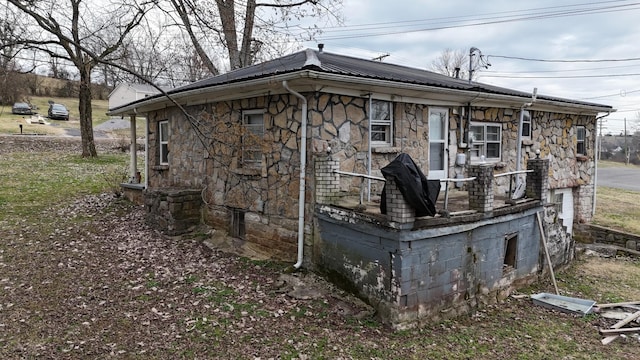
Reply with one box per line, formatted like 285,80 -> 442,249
599,327 -> 640,335
601,310 -> 640,345
596,301 -> 640,309
536,212 -> 559,295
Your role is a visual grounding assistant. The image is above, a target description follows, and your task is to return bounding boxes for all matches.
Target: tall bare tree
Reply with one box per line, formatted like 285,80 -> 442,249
0,6 -> 29,104
5,0 -> 153,157
430,48 -> 469,80
163,0 -> 343,75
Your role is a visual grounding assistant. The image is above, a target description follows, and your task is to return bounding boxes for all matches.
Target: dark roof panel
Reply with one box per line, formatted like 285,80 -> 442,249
128,48 -> 611,111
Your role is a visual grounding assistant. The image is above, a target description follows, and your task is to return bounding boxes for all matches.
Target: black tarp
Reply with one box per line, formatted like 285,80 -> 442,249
380,153 -> 440,217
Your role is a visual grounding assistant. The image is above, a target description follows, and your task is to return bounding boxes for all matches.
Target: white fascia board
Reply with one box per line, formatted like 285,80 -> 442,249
108,70 -> 614,117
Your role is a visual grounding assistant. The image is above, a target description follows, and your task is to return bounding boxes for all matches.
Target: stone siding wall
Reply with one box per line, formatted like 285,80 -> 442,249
468,108 -> 597,222
143,90 -> 597,262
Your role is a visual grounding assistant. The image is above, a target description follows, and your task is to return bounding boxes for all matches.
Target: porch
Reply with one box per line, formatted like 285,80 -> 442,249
312,156 -> 558,328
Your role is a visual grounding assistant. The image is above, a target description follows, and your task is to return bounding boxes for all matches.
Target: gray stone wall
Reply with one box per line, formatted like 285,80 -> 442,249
575,224 -> 640,251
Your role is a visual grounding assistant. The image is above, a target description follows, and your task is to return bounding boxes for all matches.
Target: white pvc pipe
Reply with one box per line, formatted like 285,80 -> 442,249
283,81 -> 308,270
367,94 -> 372,202
130,115 -> 137,182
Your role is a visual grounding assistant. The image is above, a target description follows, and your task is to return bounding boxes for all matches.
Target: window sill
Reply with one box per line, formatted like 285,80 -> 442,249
372,146 -> 401,154
576,155 -> 589,162
152,165 -> 169,171
469,159 -> 502,165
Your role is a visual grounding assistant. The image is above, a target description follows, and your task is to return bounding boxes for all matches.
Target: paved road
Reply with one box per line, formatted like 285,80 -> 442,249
597,166 -> 640,191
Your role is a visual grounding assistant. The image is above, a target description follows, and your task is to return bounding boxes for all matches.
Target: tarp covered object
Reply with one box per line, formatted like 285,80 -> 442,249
380,153 -> 440,217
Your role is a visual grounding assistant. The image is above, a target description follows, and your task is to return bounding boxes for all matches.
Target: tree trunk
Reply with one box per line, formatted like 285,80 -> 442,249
217,0 -> 240,69
79,64 -> 97,158
239,0 -> 256,67
172,0 -> 219,75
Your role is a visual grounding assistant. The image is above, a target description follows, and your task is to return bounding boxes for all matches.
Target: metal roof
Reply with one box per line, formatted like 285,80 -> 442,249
110,48 -> 613,113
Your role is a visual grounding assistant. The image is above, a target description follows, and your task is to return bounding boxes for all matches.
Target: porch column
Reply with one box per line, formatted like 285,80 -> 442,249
315,156 -> 340,204
384,178 -> 415,230
468,164 -> 494,213
129,114 -> 138,183
526,158 -> 550,204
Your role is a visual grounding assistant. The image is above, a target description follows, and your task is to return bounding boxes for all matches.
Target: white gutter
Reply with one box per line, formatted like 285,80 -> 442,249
283,80 -> 308,270
108,70 -> 614,117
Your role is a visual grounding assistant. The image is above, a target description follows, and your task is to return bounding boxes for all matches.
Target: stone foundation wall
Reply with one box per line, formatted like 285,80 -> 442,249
145,189 -> 202,236
574,223 -> 640,251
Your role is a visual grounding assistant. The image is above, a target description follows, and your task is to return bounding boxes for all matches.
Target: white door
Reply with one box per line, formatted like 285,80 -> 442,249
428,108 -> 449,182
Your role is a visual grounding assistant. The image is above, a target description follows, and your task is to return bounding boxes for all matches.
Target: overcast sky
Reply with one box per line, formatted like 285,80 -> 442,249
301,0 -> 640,134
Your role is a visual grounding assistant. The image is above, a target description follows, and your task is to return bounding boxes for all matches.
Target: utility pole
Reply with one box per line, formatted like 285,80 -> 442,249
598,119 -> 603,161
625,118 -> 630,165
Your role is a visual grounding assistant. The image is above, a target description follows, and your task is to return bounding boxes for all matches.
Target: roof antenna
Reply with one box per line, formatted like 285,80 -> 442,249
318,43 -> 324,53
372,53 -> 390,62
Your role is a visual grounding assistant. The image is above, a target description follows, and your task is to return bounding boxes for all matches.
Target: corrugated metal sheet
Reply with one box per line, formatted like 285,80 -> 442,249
134,49 -> 612,110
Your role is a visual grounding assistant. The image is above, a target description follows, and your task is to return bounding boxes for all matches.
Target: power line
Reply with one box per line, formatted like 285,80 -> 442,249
487,54 -> 640,63
306,1 -> 640,41
481,72 -> 640,79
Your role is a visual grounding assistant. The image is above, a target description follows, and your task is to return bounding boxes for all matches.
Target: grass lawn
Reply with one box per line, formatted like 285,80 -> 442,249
0,95 -> 145,137
593,160 -> 640,234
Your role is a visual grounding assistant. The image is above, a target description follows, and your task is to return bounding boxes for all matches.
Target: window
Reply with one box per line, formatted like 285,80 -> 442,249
159,120 -> 169,165
469,122 -> 502,161
576,126 -> 586,155
554,192 -> 565,216
521,110 -> 531,139
241,110 -> 265,168
370,99 -> 393,147
230,209 -> 246,239
504,233 -> 518,273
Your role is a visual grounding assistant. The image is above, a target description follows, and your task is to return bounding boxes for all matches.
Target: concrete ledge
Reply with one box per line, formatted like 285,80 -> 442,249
120,183 -> 145,205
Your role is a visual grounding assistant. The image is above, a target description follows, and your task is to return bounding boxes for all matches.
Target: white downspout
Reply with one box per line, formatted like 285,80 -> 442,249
515,88 -> 537,191
283,80 -> 308,269
367,94 -> 372,202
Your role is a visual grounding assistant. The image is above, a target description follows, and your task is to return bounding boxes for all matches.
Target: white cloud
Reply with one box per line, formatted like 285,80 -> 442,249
302,0 -> 640,132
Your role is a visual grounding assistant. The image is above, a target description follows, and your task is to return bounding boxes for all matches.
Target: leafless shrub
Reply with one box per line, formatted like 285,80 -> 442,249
101,166 -> 128,197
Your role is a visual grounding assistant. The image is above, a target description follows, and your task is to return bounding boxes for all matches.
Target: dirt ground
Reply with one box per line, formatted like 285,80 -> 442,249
2,135 -> 640,359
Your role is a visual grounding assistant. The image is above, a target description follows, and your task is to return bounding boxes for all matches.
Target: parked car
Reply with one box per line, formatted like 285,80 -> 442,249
48,103 -> 69,120
12,102 -> 33,115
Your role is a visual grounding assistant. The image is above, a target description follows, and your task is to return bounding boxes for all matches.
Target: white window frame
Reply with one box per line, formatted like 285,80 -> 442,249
159,120 -> 169,165
469,122 -> 502,162
521,110 -> 532,139
370,99 -> 393,147
241,110 -> 265,168
576,125 -> 586,156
